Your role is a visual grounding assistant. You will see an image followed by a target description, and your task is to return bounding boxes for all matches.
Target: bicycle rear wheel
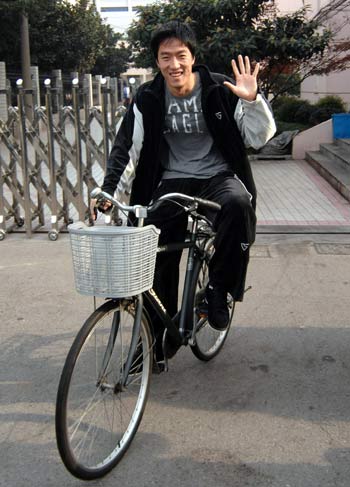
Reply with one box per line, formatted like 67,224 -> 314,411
55,298 -> 153,480
190,240 -> 234,361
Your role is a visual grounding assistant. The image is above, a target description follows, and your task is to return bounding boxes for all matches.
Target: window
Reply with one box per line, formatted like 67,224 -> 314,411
101,7 -> 128,12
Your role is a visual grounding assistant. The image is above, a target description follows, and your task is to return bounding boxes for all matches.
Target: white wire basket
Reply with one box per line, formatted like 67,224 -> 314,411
68,222 -> 160,298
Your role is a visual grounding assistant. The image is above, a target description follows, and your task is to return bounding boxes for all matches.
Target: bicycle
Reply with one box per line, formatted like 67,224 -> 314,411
55,188 -> 235,480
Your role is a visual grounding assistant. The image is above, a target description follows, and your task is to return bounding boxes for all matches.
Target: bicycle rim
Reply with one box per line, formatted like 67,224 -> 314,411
190,243 -> 233,361
55,299 -> 152,480
192,309 -> 233,361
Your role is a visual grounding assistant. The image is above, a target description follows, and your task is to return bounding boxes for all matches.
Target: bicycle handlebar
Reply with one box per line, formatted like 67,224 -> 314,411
157,192 -> 221,212
91,188 -> 140,213
91,188 -> 221,217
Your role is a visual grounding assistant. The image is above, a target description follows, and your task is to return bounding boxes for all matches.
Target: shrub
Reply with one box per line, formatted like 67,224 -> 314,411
271,95 -> 293,112
273,94 -> 348,129
315,95 -> 347,112
274,97 -> 308,123
308,95 -> 346,125
294,100 -> 315,124
276,120 -> 308,135
309,106 -> 343,125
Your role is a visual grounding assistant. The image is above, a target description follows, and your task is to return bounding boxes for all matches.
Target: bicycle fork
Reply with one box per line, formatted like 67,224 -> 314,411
97,296 -> 144,390
122,295 -> 144,387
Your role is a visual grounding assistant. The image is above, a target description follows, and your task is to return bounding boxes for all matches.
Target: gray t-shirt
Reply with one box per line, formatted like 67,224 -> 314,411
162,74 -> 229,179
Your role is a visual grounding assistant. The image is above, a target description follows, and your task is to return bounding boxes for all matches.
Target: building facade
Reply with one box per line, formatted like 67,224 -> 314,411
95,0 -> 153,33
276,0 -> 350,107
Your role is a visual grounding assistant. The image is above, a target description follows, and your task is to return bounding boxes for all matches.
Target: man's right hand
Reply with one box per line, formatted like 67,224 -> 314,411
90,197 -> 112,221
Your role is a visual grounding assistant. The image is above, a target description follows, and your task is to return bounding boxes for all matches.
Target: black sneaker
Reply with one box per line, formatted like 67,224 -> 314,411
205,284 -> 229,331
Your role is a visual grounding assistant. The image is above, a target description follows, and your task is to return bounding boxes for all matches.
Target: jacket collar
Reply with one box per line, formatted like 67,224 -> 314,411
193,64 -> 220,88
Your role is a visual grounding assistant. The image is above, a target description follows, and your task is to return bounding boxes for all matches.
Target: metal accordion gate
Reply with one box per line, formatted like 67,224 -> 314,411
0,79 -> 126,240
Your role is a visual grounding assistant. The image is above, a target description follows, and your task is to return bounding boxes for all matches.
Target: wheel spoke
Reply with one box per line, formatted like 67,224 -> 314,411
68,388 -> 104,440
71,394 -> 106,460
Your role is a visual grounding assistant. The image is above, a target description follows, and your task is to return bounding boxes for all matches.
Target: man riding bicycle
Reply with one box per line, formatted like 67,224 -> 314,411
92,21 -> 276,331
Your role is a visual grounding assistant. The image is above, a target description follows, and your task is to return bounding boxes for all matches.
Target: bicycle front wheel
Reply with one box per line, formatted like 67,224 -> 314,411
55,298 -> 153,480
190,240 -> 234,361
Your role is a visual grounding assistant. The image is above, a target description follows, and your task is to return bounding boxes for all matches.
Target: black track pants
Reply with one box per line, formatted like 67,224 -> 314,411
145,172 -> 256,317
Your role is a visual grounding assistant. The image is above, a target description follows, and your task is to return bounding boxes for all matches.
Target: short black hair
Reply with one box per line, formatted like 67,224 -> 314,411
150,20 -> 197,60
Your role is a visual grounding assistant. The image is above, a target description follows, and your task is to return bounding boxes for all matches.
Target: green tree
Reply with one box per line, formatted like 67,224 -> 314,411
128,0 -> 268,71
0,0 -> 131,76
255,5 -> 333,99
92,32 -> 131,78
0,1 -> 24,73
127,0 -> 347,99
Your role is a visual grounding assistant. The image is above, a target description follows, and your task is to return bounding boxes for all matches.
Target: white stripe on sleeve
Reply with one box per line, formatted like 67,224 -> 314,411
234,94 -> 276,150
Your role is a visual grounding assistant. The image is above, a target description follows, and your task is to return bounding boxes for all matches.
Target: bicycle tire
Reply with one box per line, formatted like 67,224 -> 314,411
55,298 -> 153,480
189,239 -> 234,361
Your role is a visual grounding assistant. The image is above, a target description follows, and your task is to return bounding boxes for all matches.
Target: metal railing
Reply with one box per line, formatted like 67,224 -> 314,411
0,78 -> 126,240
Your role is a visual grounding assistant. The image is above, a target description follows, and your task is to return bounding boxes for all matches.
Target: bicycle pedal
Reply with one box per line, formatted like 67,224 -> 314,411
198,311 -> 208,318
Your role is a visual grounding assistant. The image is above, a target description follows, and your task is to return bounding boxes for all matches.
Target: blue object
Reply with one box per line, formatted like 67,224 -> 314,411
332,113 -> 350,139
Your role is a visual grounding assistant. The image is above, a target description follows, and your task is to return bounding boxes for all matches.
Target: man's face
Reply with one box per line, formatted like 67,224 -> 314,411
156,37 -> 195,96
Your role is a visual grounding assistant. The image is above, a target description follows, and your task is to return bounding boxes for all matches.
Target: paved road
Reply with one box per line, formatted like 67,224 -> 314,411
1,232 -> 350,487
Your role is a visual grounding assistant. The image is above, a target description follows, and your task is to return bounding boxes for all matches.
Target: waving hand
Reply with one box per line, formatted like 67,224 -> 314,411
224,55 -> 259,102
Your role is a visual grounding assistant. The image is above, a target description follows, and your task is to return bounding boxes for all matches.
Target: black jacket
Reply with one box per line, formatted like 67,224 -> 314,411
102,65 -> 274,209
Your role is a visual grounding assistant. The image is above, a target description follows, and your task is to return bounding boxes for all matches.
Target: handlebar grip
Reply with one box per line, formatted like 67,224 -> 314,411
91,187 -> 103,199
90,188 -> 113,214
194,197 -> 221,212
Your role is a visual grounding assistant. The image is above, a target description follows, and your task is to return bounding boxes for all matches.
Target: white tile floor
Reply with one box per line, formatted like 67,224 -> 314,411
253,160 -> 350,226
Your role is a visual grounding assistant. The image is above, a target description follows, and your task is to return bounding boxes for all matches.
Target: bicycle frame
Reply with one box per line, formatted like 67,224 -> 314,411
142,213 -> 210,361
116,212 -> 210,377
91,188 -> 218,371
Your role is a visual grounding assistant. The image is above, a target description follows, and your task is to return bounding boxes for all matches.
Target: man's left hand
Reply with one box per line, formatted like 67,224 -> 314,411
224,55 -> 259,102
